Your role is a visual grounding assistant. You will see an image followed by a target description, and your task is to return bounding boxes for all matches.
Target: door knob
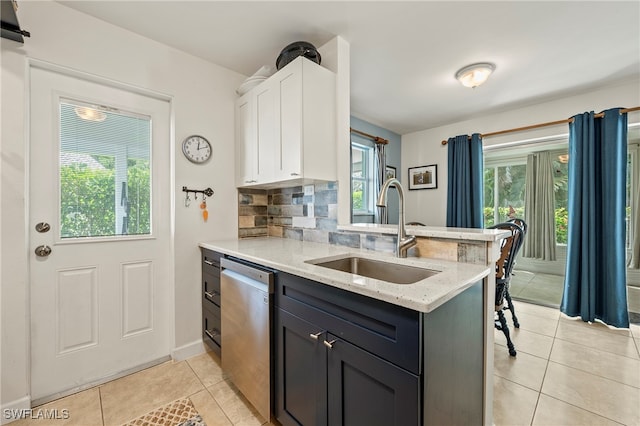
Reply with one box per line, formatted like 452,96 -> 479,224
35,245 -> 52,257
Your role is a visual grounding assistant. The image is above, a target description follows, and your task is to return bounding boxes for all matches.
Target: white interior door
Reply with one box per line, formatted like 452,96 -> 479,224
29,66 -> 172,403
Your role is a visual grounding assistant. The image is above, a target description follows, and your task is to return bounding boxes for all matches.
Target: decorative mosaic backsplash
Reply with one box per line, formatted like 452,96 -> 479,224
238,181 -> 487,263
238,181 -> 397,254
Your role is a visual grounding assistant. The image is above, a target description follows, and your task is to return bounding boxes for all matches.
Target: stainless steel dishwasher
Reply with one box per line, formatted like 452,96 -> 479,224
220,257 -> 274,421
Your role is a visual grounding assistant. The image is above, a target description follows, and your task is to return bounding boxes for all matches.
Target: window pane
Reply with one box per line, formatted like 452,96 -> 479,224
497,165 -> 526,223
553,153 -> 569,244
59,100 -> 151,238
351,143 -> 374,214
483,168 -> 495,227
352,146 -> 364,178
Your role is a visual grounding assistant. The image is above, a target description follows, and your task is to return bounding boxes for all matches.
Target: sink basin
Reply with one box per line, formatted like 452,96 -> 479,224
307,256 -> 439,284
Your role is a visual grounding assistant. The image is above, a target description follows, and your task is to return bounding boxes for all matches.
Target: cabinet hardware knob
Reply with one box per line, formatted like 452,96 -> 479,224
290,173 -> 300,176
323,339 -> 336,349
309,331 -> 322,340
205,291 -> 219,299
203,259 -> 214,266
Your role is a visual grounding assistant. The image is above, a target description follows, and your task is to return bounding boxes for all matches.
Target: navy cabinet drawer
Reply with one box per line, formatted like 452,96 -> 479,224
202,249 -> 221,276
275,272 -> 421,375
203,304 -> 221,351
203,272 -> 221,307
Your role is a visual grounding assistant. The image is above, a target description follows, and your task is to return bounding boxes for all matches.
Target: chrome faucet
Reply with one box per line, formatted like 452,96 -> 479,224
376,178 -> 417,258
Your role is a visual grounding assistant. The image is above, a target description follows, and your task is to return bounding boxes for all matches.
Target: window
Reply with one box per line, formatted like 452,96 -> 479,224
59,100 -> 151,239
483,146 -> 569,244
351,142 -> 374,214
483,163 -> 526,227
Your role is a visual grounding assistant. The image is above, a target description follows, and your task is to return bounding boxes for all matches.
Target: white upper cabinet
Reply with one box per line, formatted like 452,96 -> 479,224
235,92 -> 256,186
235,56 -> 336,187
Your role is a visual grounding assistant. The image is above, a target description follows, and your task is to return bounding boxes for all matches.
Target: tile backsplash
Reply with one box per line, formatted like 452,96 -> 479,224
238,181 -> 396,253
238,181 -> 486,263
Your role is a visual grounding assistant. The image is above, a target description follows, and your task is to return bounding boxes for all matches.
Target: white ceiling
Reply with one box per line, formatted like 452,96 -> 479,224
58,1 -> 640,135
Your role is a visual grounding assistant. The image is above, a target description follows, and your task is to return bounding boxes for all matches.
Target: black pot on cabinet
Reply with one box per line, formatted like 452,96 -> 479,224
276,41 -> 321,70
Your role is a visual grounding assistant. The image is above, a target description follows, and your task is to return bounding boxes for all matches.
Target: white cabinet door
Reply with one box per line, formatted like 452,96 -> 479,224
276,65 -> 303,181
234,57 -> 336,188
235,92 -> 256,186
254,82 -> 277,183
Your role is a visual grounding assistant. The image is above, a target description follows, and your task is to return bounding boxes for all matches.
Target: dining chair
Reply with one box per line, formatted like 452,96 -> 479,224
488,221 -> 526,356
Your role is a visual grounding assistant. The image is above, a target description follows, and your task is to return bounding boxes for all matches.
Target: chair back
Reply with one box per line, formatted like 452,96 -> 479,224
489,221 -> 526,281
488,221 -> 526,308
508,217 -> 528,236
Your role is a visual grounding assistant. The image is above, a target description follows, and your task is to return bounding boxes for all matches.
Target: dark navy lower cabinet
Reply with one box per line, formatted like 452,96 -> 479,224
327,333 -> 419,426
275,309 -> 327,426
201,249 -> 222,356
274,272 -> 420,426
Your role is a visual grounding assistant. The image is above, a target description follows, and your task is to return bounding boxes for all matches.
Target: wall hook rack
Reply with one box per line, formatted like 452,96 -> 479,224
182,186 -> 214,197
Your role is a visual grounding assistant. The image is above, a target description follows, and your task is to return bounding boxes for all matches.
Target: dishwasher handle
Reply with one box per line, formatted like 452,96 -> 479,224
220,257 -> 274,287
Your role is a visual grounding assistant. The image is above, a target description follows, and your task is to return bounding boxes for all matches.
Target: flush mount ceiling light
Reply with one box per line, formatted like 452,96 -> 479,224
74,106 -> 106,122
455,62 -> 496,88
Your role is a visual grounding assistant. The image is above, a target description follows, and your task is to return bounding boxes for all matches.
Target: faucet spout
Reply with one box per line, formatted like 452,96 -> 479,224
376,178 -> 417,258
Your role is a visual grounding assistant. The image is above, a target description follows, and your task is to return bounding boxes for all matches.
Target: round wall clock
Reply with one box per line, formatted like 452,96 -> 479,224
182,135 -> 211,164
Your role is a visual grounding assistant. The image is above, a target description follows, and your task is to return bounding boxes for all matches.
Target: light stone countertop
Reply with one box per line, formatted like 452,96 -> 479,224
339,223 -> 510,242
199,237 -> 491,313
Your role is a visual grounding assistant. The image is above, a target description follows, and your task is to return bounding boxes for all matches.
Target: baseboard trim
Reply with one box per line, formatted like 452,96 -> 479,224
171,339 -> 206,361
1,396 -> 31,425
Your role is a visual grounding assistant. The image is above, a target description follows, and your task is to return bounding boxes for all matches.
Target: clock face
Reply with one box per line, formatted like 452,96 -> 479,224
182,135 -> 211,164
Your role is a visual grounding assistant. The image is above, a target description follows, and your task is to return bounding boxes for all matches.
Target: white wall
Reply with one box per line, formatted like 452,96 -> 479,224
1,0 -> 243,409
402,78 -> 640,226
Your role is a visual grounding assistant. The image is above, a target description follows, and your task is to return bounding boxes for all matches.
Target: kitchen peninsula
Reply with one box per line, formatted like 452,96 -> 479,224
201,225 -> 508,426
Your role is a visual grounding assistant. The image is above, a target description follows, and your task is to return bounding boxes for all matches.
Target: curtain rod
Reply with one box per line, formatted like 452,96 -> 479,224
440,106 -> 640,145
350,127 -> 389,144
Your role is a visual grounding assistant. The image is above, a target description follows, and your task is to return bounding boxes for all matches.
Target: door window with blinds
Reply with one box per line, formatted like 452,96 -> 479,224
59,99 -> 152,239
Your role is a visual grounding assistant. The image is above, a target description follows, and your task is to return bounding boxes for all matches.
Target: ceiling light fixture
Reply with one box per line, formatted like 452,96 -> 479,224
74,106 -> 106,122
455,62 -> 496,88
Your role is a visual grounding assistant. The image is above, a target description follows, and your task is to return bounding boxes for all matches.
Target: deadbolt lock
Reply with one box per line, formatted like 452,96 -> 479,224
35,222 -> 51,233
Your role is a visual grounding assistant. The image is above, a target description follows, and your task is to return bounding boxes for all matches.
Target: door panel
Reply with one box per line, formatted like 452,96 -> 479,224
29,66 -> 172,402
56,267 -> 98,354
327,334 -> 420,426
121,261 -> 153,337
275,309 -> 327,426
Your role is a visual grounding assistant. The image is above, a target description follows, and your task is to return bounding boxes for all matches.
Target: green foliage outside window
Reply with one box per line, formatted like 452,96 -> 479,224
352,188 -> 363,211
60,156 -> 150,238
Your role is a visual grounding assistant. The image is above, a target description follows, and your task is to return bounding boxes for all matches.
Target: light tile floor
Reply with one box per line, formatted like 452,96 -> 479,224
10,352 -> 273,426
11,300 -> 640,426
494,300 -> 640,426
509,270 -> 564,307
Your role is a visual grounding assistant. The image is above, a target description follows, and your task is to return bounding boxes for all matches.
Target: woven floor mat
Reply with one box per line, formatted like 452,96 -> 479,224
121,398 -> 206,426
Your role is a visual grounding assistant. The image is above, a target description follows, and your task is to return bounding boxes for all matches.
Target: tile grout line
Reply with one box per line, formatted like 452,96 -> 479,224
529,315 -> 558,425
98,387 -> 106,426
185,356 -> 236,426
535,393 -> 627,426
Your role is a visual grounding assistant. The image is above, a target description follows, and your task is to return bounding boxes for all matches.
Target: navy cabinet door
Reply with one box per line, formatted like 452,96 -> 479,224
326,333 -> 420,426
275,308 -> 327,426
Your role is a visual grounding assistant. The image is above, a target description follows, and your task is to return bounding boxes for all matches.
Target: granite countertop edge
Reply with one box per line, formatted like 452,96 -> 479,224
199,238 -> 491,313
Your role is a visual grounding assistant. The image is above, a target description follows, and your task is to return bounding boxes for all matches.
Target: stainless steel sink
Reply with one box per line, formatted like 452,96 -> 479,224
307,256 -> 439,284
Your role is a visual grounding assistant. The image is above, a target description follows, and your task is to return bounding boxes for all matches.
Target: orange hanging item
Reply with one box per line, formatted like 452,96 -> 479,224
200,199 -> 208,222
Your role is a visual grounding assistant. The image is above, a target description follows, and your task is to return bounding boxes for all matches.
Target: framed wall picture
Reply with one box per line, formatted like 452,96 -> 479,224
408,165 -> 437,190
385,165 -> 396,181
